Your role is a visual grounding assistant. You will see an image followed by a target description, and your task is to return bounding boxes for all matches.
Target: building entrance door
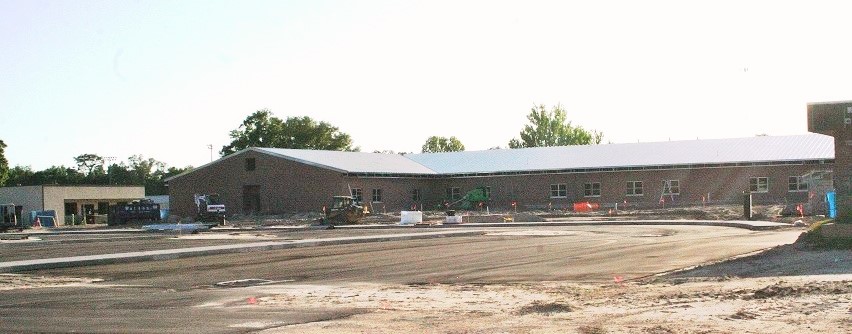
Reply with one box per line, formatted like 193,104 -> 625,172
242,185 -> 261,214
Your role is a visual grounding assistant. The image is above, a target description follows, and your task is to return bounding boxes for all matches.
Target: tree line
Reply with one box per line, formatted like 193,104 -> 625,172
222,103 -> 603,155
0,152 -> 190,195
0,103 -> 601,191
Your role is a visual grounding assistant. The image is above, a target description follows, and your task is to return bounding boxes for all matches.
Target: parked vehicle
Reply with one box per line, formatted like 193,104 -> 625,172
194,193 -> 226,224
108,200 -> 161,225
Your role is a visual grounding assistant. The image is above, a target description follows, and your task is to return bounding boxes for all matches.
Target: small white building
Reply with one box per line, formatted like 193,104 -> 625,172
0,185 -> 145,226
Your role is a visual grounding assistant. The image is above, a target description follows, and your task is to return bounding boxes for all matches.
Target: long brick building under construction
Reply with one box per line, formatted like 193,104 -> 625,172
166,133 -> 835,218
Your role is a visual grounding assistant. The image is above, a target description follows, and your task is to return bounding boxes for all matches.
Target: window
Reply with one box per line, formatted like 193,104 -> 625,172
788,176 -> 807,192
750,177 -> 769,193
447,187 -> 461,200
627,181 -> 643,196
663,180 -> 680,195
411,189 -> 421,201
245,158 -> 256,171
584,182 -> 601,197
372,189 -> 382,202
484,186 -> 491,199
550,184 -> 567,198
351,188 -> 363,202
97,202 -> 109,215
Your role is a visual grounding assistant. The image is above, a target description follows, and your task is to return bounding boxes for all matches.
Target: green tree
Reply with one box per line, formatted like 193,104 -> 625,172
220,109 -> 357,156
147,166 -> 192,195
0,140 -> 8,186
73,153 -> 105,179
421,136 -> 465,153
508,104 -> 603,148
32,166 -> 84,185
5,166 -> 34,186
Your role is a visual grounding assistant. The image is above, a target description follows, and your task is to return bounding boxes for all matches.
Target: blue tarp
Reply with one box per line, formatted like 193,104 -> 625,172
29,210 -> 57,227
826,192 -> 837,219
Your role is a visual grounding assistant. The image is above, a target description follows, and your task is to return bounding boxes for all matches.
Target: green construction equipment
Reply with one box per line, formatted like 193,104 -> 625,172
444,186 -> 490,210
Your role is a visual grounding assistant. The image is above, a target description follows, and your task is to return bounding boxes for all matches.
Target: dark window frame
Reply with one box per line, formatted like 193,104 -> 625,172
663,180 -> 680,195
351,188 -> 363,202
550,184 -> 567,198
750,177 -> 769,193
584,182 -> 601,197
627,181 -> 644,196
447,187 -> 461,201
788,176 -> 808,192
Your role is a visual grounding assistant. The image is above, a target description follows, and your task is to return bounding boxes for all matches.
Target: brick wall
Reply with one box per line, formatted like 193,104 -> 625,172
431,164 -> 824,210
169,150 -> 348,218
169,149 -> 832,217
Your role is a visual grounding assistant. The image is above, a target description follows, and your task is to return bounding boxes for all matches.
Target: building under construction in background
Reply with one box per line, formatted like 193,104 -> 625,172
166,133 -> 834,218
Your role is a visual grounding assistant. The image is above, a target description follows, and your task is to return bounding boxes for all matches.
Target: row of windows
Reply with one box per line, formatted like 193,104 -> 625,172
751,176 -> 809,193
350,188 -> 426,203
349,176 -> 808,203
350,187 -> 492,203
551,181 -> 665,198
551,177 -> 806,197
553,177 -> 806,198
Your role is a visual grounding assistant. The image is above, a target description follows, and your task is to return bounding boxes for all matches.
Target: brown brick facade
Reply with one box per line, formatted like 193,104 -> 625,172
168,149 -> 831,218
169,150 -> 348,217
433,164 -> 822,211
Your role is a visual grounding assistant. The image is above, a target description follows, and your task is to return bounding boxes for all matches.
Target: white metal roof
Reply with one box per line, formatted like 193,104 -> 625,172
254,148 -> 437,175
167,134 -> 835,181
404,134 -> 835,174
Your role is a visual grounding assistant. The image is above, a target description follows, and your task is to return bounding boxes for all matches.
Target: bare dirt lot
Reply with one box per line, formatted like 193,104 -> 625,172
2,224 -> 849,333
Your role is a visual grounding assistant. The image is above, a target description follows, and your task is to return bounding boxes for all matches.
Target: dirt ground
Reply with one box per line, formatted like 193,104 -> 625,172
5,233 -> 844,333
243,276 -> 850,334
246,242 -> 851,334
3,205 -> 846,333
233,234 -> 849,333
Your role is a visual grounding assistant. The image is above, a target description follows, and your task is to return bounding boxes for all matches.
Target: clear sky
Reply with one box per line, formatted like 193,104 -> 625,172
2,0 -> 851,171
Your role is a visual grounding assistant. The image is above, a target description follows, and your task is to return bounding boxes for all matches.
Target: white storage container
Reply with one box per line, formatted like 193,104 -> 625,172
400,211 -> 423,224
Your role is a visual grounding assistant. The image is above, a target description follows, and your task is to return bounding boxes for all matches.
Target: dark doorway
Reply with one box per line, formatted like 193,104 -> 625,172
82,204 -> 95,224
97,202 -> 109,215
64,202 -> 78,216
242,185 -> 261,214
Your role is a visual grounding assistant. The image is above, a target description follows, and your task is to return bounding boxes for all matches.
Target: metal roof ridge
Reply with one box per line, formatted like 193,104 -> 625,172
163,147 -> 255,182
252,147 -> 350,174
